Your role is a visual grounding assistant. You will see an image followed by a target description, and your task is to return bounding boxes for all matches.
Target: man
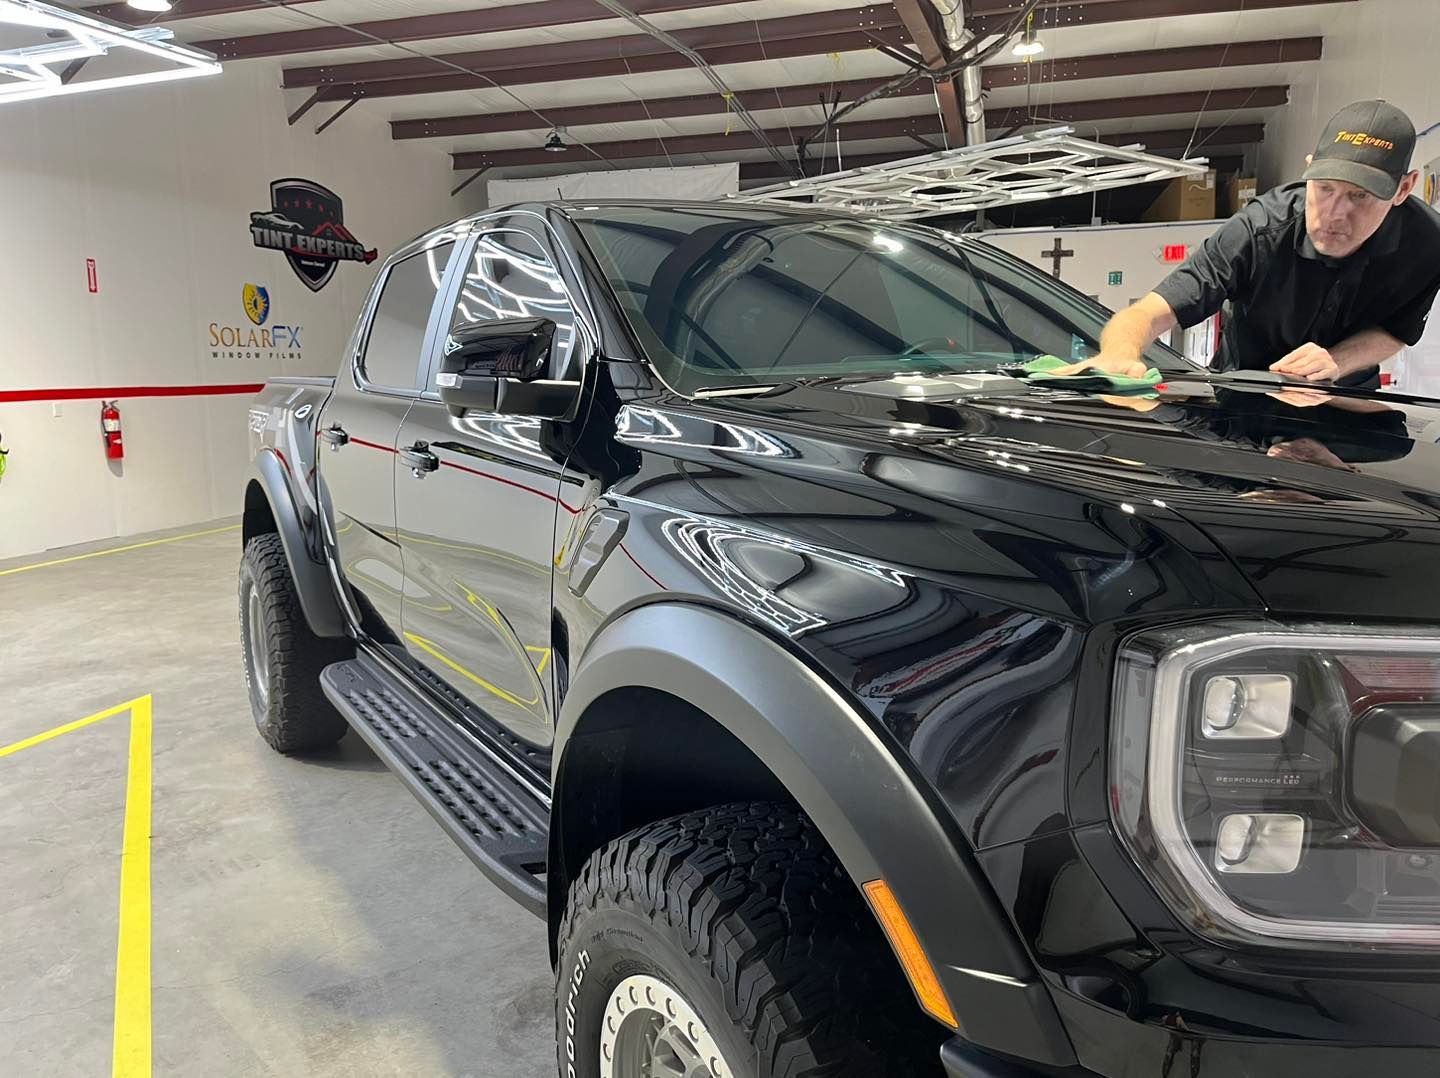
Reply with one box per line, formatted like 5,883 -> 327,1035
1067,100 -> 1440,387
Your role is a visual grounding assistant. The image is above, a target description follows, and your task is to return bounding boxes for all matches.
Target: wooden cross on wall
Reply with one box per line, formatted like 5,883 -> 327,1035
1043,237 -> 1075,279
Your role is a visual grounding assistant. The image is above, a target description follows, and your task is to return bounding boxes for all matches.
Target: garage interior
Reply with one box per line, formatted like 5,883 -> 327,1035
2,0 -> 1438,1075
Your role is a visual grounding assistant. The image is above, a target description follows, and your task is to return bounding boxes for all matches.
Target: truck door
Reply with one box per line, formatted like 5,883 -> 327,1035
394,225 -> 582,748
318,237 -> 456,645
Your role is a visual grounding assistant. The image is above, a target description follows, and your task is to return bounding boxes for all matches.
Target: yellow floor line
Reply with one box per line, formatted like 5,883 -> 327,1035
0,698 -> 138,758
0,524 -> 239,578
112,695 -> 153,1078
0,695 -> 154,1078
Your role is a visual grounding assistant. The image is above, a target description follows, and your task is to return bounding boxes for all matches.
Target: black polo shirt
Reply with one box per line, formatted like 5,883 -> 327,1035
1154,182 -> 1440,388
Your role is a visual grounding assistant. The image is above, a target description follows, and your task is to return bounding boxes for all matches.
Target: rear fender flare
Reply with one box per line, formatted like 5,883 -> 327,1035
249,449 -> 346,638
553,601 -> 1076,1065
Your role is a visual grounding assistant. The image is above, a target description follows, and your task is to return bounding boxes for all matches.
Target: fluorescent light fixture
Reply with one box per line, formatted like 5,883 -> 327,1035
127,0 -> 173,10
0,0 -> 221,106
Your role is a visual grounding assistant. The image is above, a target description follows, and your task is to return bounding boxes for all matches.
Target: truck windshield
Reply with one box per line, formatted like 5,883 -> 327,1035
573,204 -> 1192,396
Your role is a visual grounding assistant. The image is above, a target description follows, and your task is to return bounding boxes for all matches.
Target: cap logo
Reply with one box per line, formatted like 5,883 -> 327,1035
1334,130 -> 1396,151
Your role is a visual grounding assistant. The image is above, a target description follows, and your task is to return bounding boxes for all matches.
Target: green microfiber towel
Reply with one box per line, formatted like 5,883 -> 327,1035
1020,355 -> 1163,392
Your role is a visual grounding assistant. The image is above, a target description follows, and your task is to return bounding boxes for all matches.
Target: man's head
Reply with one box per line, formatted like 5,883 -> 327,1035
1302,100 -> 1419,258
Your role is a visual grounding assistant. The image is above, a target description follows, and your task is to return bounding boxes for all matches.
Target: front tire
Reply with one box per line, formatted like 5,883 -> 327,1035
555,802 -> 944,1078
239,533 -> 348,753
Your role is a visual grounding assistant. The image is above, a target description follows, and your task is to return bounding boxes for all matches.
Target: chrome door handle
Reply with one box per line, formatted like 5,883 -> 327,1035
399,442 -> 439,477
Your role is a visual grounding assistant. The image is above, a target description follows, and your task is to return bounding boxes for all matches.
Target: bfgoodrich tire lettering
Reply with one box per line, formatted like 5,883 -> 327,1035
239,533 -> 349,753
554,802 -> 944,1078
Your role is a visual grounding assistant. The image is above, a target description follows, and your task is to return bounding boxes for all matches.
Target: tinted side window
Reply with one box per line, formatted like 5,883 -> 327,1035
447,231 -> 576,376
360,242 -> 453,390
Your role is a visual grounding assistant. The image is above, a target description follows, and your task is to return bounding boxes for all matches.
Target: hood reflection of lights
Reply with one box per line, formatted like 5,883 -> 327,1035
617,406 -> 793,458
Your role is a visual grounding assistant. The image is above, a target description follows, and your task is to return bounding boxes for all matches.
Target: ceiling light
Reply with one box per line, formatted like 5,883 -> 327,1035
127,0 -> 173,11
544,127 -> 569,152
1012,13 -> 1044,58
0,0 -> 219,105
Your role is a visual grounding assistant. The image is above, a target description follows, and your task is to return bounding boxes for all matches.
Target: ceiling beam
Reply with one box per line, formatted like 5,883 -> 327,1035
392,38 -> 1317,141
195,0 -> 740,62
282,6 -> 900,89
308,31 -> 909,103
983,36 -> 1321,87
969,0 -> 1352,35
889,0 -> 965,144
451,90 -> 1277,169
396,75 -> 930,140
986,84 -> 1288,129
90,0 -> 321,22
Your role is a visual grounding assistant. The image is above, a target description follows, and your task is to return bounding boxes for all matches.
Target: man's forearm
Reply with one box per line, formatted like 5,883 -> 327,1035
1331,328 -> 1406,379
1100,299 -> 1173,360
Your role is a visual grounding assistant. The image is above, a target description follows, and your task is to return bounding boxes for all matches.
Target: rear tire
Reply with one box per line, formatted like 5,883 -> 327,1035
239,533 -> 348,753
555,802 -> 945,1078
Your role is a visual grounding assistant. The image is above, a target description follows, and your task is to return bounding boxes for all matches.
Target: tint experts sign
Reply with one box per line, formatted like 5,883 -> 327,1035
249,178 -> 377,292
208,283 -> 304,363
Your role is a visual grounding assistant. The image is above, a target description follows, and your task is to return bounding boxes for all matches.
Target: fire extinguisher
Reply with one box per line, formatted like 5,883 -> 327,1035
101,400 -> 124,460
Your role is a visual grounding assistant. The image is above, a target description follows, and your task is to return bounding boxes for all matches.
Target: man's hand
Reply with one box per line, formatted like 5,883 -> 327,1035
1047,354 -> 1149,379
1270,342 -> 1340,382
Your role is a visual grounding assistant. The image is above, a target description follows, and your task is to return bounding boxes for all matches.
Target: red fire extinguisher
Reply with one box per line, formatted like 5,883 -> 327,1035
101,400 -> 124,460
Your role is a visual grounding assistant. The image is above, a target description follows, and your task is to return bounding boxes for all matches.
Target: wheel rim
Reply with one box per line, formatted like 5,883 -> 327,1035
599,974 -> 732,1078
246,586 -> 270,706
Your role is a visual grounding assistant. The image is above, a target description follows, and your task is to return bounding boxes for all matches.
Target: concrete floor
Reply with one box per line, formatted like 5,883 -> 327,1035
0,519 -> 555,1077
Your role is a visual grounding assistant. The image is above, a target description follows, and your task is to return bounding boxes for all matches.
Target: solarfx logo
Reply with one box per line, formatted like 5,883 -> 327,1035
1335,130 -> 1397,151
208,283 -> 304,362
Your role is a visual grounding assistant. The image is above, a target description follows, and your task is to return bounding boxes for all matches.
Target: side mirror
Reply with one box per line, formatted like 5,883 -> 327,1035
435,317 -> 580,419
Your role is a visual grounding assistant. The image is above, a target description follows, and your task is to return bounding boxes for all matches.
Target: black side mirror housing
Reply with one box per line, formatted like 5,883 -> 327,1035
436,317 -> 581,419
445,317 -> 556,381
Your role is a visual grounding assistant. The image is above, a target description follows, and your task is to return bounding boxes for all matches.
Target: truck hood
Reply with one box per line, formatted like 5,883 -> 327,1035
703,372 -> 1440,621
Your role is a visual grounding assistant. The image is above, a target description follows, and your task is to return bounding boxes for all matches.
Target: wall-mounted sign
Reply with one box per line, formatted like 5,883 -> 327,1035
1107,270 -> 1123,286
248,178 -> 377,292
1162,244 -> 1188,263
208,283 -> 304,362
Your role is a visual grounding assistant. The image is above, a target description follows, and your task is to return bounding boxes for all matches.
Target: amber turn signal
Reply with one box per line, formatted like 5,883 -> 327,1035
862,879 -> 958,1029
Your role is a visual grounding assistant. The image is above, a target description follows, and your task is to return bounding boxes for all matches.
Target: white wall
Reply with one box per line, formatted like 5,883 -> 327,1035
979,220 -> 1225,310
0,62 -> 469,561
1260,0 -> 1440,191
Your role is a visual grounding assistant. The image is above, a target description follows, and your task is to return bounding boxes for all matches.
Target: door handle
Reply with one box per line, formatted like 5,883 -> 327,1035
320,425 -> 348,450
400,442 -> 439,477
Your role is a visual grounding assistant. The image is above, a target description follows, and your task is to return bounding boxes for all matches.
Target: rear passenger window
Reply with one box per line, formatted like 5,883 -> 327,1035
360,242 -> 454,390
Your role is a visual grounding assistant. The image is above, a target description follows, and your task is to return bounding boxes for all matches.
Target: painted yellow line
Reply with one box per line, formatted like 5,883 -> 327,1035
0,697 -> 138,758
112,695 -> 153,1078
1,695 -> 155,1077
0,523 -> 240,578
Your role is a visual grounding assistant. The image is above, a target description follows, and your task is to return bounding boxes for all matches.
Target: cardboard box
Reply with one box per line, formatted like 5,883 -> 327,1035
1142,169 -> 1216,222
1220,175 -> 1258,217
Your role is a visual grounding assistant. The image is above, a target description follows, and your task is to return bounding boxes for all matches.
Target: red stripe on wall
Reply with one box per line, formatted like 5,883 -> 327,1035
0,384 -> 266,403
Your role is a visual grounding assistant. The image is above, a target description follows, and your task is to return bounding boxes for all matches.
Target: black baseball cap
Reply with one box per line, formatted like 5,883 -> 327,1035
1303,99 -> 1416,200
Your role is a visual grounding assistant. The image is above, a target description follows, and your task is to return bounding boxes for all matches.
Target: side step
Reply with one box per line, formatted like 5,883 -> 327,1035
320,655 -> 548,916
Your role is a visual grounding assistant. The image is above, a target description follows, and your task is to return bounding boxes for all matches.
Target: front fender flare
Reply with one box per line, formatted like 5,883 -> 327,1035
250,449 -> 346,638
554,602 -> 1076,1066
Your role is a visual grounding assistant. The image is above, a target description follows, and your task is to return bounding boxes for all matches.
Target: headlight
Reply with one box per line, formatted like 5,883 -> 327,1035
1113,621 -> 1440,948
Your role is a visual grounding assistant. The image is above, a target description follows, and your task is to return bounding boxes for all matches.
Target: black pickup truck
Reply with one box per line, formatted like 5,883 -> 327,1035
242,200 -> 1440,1078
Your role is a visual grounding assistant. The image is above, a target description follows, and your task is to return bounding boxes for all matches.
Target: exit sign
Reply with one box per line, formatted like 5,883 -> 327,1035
1162,244 -> 1188,263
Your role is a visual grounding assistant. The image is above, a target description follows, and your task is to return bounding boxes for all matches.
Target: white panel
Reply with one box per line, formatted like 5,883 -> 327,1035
487,161 -> 737,203
0,58 -> 460,560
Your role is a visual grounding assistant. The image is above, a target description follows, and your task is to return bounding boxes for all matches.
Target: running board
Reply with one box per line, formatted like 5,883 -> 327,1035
320,656 -> 548,916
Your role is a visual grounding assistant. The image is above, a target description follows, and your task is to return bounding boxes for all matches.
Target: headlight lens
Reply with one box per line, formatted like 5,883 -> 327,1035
1113,622 -> 1440,948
